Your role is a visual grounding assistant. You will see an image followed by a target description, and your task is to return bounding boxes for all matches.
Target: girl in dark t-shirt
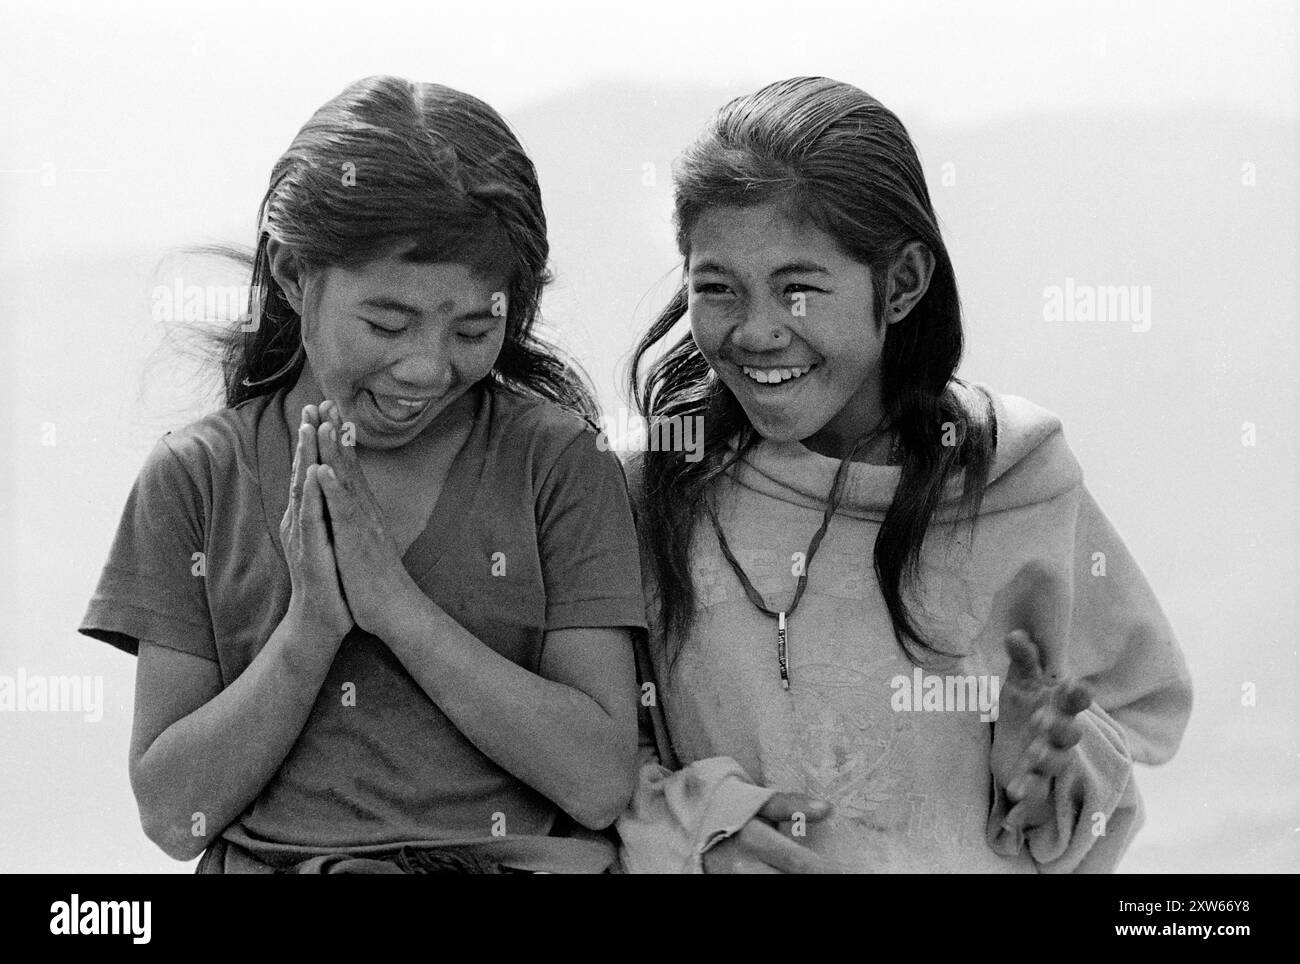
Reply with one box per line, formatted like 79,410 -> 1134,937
80,76 -> 645,873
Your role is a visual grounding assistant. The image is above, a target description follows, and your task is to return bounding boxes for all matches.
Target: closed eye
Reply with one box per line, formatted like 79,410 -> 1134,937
458,330 -> 495,342
362,319 -> 405,336
692,282 -> 732,296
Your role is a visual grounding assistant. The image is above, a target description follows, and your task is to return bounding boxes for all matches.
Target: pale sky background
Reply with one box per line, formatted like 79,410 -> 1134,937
2,0 -> 1296,260
1,0 -> 1297,873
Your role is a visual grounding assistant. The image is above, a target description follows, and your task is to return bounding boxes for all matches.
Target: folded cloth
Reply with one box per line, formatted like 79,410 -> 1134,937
618,756 -> 779,873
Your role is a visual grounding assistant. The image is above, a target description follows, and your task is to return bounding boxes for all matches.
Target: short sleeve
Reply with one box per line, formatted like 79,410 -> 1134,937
535,429 -> 647,633
79,436 -> 217,660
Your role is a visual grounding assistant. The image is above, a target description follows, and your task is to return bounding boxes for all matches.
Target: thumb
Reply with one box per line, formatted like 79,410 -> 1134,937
1003,629 -> 1042,686
1004,560 -> 1072,682
759,792 -> 832,823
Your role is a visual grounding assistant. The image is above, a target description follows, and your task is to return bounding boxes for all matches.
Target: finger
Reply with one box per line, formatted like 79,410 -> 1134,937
1018,732 -> 1078,778
758,792 -> 833,824
326,404 -> 361,472
315,406 -> 352,476
291,422 -> 316,503
284,422 -> 315,536
326,418 -> 375,505
322,399 -> 344,432
1001,795 -> 1052,833
1047,714 -> 1086,750
1055,681 -> 1094,716
300,465 -> 329,554
296,422 -> 320,527
288,429 -> 304,514
301,408 -> 320,470
1003,630 -> 1042,684
325,401 -> 358,469
317,418 -> 340,470
1029,743 -> 1078,779
1006,768 -> 1051,805
735,821 -> 834,874
316,463 -> 351,522
1005,560 -> 1071,680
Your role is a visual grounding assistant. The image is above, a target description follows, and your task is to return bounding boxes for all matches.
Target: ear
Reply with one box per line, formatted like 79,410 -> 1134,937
884,241 -> 935,324
266,238 -> 307,315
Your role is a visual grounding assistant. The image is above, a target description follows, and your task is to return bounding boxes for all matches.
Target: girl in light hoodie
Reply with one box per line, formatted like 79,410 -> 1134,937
617,77 -> 1192,873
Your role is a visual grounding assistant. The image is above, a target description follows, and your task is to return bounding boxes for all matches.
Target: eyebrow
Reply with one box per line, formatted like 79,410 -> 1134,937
690,260 -> 830,277
455,310 -> 499,325
358,297 -> 420,317
358,297 -> 499,323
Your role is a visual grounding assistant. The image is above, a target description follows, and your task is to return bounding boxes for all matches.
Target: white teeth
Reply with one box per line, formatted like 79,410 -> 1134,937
372,392 -> 430,420
741,365 -> 812,384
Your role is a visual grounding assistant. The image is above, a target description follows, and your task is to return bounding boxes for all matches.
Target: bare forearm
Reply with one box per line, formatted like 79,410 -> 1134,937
380,596 -> 632,828
133,611 -> 344,857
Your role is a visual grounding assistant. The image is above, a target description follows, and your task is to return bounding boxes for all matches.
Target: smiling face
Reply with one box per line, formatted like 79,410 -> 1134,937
687,202 -> 891,454
296,247 -> 508,450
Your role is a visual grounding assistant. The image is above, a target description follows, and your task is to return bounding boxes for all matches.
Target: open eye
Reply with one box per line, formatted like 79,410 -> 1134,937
692,282 -> 732,296
784,283 -> 825,295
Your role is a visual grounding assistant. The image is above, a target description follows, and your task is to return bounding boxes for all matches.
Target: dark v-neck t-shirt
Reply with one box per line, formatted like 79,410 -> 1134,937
79,383 -> 647,859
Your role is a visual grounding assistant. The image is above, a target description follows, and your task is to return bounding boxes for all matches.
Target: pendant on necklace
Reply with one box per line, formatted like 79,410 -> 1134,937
776,611 -> 790,690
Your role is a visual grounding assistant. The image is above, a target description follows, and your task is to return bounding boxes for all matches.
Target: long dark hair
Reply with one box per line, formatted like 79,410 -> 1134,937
214,75 -> 596,419
628,77 -> 996,665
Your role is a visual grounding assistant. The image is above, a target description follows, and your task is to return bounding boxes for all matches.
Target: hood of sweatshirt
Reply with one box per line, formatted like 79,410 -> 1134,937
728,388 -> 1083,522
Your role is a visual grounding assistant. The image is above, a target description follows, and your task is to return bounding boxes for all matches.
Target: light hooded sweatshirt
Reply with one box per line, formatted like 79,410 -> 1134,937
618,390 -> 1192,873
